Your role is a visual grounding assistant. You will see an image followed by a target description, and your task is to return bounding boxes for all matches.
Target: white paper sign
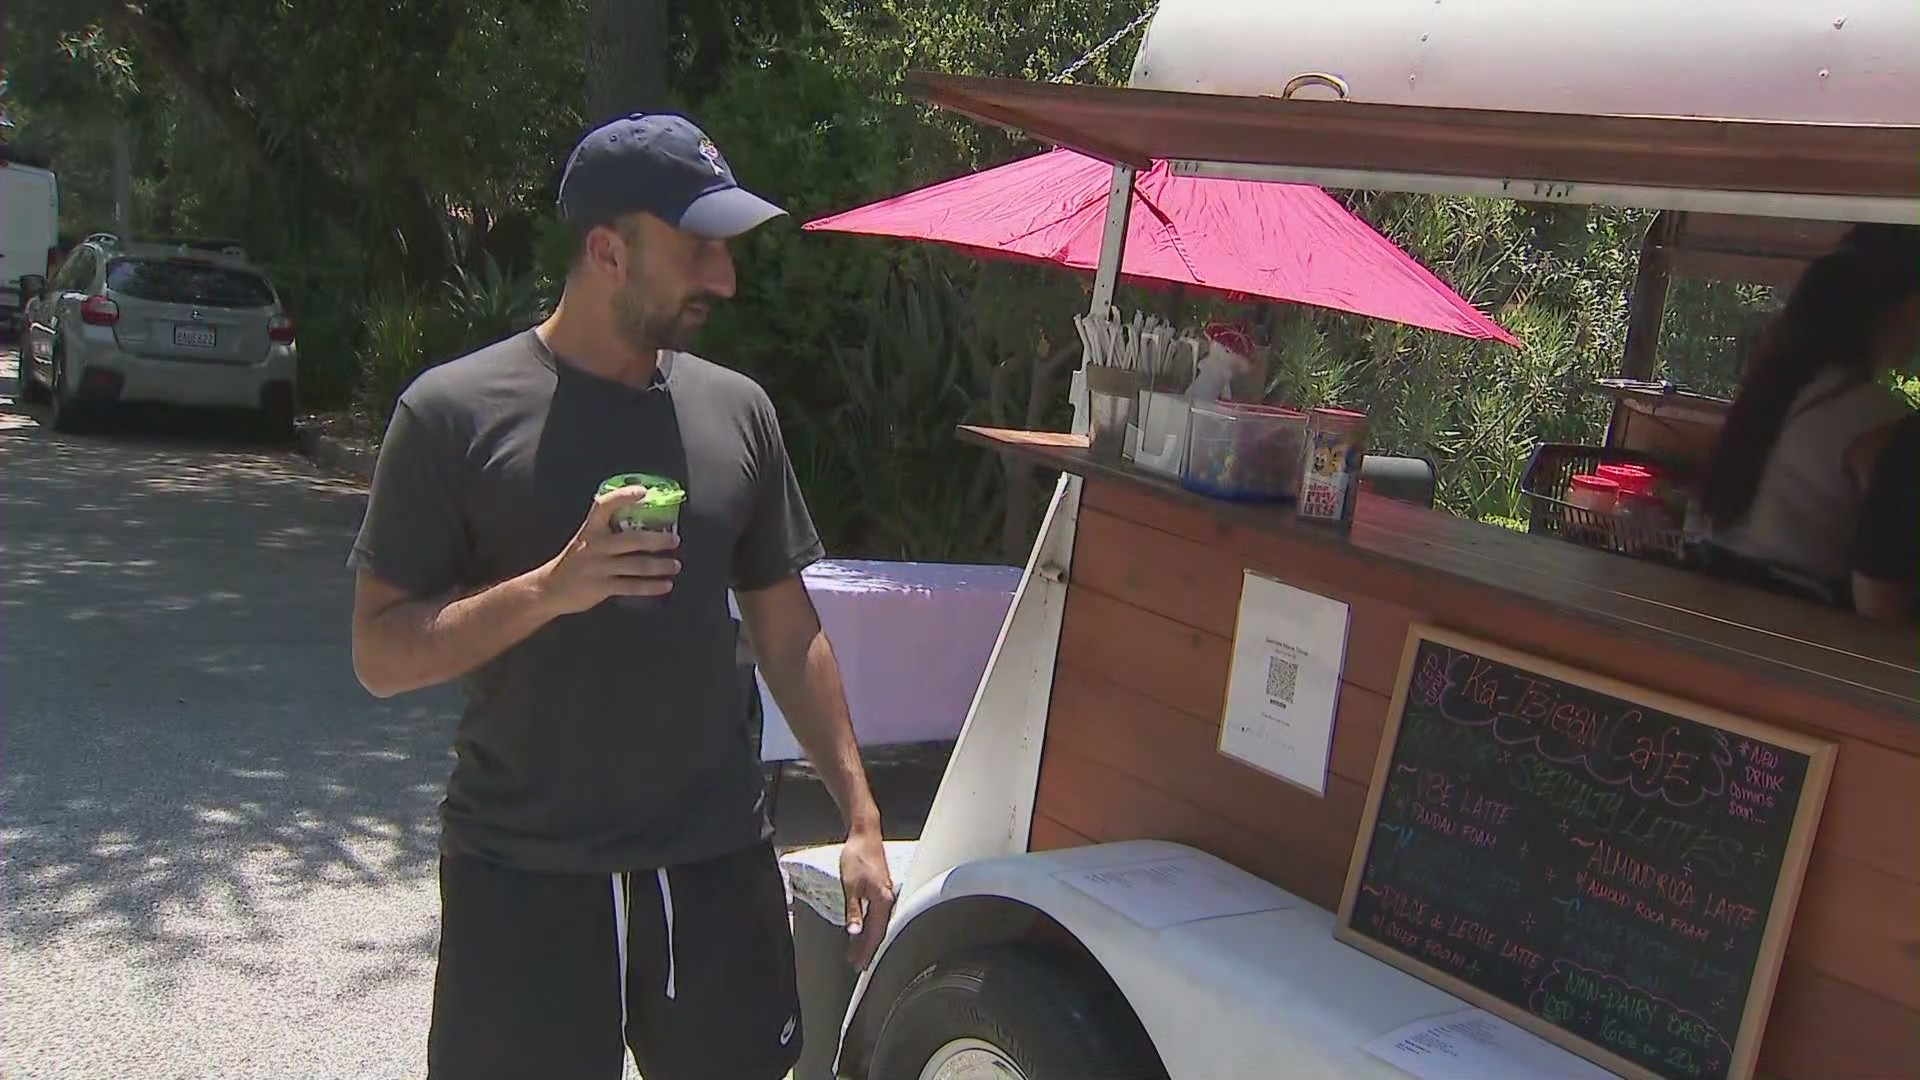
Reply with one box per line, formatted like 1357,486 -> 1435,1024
1054,856 -> 1289,930
1218,572 -> 1349,795
1362,1008 -> 1620,1080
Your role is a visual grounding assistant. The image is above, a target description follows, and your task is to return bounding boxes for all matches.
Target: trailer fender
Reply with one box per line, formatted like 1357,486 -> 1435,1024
838,838 -> 1489,1080
839,841 -> 1178,1079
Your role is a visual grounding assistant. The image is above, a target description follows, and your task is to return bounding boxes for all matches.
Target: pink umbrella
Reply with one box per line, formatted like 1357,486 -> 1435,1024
804,148 -> 1517,345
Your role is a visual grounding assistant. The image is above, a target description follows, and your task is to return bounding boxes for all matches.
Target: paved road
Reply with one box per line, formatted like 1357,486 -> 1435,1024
0,350 -> 459,1079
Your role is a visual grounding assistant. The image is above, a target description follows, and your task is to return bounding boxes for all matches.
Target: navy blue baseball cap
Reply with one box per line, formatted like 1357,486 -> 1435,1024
558,114 -> 785,239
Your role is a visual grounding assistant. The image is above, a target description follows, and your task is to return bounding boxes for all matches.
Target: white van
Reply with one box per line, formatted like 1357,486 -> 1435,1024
0,159 -> 59,331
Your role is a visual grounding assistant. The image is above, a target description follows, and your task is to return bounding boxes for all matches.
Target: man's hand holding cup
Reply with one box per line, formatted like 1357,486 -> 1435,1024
537,476 -> 686,615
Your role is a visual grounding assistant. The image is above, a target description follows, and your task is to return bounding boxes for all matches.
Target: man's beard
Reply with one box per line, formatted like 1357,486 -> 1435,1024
613,284 -> 710,354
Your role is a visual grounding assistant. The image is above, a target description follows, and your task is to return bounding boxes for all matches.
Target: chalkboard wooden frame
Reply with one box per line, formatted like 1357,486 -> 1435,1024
1335,624 -> 1836,1080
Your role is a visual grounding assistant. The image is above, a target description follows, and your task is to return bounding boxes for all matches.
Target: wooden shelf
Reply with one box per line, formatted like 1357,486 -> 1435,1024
906,72 -> 1920,203
959,425 -> 1919,713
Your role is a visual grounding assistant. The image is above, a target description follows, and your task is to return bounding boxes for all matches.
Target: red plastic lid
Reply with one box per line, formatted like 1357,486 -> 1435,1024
1570,474 -> 1621,492
1596,463 -> 1655,493
1309,406 -> 1369,420
1204,322 -> 1256,357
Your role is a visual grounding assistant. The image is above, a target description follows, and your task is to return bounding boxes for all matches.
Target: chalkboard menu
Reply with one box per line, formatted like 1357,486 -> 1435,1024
1337,627 -> 1834,1080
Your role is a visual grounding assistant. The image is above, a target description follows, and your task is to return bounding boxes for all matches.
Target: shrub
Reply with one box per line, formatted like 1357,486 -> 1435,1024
441,250 -> 553,354
355,290 -> 447,426
791,253 -> 1072,562
355,252 -> 552,428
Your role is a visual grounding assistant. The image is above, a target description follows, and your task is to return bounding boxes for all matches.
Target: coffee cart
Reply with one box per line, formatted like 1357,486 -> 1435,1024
783,3 -> 1920,1078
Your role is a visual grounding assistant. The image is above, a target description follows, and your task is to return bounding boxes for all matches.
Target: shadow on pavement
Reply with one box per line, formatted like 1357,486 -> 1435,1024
0,352 -> 953,978
0,359 -> 455,979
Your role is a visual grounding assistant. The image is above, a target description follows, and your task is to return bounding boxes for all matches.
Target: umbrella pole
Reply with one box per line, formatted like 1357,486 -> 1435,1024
1078,163 -> 1136,436
1088,164 -> 1136,315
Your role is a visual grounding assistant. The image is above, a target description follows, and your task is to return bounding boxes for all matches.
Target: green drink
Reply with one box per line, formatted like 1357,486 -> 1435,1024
599,473 -> 687,535
598,473 -> 686,609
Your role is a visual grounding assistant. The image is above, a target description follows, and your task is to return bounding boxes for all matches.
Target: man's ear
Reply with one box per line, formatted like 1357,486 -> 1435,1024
585,225 -> 626,283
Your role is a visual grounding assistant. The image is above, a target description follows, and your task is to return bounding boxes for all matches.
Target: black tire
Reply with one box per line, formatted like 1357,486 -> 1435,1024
48,348 -> 90,435
255,402 -> 297,444
16,352 -> 48,405
870,947 -> 1167,1080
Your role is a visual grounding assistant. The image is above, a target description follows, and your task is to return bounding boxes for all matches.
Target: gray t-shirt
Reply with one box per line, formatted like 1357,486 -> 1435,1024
349,330 -> 823,873
1712,368 -> 1912,583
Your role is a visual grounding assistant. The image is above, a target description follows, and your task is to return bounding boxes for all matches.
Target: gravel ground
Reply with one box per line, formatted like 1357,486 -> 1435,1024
0,350 -> 468,1079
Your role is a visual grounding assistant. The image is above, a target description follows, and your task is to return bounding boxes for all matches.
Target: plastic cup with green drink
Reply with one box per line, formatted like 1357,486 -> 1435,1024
598,472 -> 686,607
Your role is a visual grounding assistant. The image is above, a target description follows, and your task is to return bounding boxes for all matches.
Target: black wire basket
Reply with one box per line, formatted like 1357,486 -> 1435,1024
1520,444 -> 1687,562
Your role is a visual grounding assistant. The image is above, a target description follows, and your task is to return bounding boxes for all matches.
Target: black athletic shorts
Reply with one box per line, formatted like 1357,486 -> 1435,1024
427,842 -> 802,1080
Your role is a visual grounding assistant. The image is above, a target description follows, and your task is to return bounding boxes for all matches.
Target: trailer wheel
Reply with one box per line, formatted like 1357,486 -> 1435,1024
869,946 -> 1166,1080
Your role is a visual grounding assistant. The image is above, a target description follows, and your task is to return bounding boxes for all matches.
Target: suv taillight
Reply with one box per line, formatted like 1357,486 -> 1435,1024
268,313 -> 296,344
80,295 -> 120,326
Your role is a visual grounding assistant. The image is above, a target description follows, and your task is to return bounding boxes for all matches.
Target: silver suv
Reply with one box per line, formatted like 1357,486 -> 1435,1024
18,234 -> 298,435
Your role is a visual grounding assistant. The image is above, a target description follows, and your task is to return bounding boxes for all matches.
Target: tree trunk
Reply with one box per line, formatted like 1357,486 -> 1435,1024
587,0 -> 670,123
396,174 -> 454,286
1000,455 -> 1036,563
110,118 -> 133,235
1000,341 -> 1080,561
105,3 -> 269,177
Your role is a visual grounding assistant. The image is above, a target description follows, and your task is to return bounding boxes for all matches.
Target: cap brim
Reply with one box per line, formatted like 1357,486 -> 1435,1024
678,187 -> 787,239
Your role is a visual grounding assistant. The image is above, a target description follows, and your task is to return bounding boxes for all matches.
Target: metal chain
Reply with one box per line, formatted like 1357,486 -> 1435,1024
1050,3 -> 1160,83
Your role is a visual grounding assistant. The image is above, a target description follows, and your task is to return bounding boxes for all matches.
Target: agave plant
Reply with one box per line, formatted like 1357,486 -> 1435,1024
355,289 -> 449,426
786,253 -> 1077,563
441,250 -> 552,353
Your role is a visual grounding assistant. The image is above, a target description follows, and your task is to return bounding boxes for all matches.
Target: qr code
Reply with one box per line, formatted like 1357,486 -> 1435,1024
1266,655 -> 1298,706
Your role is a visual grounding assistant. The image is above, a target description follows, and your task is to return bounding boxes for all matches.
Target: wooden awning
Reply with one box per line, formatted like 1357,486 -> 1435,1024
906,72 -> 1920,206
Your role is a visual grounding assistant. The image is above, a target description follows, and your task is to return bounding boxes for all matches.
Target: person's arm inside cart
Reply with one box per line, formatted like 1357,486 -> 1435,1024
1850,412 -> 1918,624
731,401 -> 893,970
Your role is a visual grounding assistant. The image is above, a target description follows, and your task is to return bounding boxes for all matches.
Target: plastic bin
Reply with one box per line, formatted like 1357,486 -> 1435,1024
1182,401 -> 1308,501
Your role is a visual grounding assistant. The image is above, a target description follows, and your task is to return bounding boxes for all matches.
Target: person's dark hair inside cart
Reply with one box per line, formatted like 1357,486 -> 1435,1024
345,113 -> 894,1080
1850,409 -> 1919,623
1698,223 -> 1919,607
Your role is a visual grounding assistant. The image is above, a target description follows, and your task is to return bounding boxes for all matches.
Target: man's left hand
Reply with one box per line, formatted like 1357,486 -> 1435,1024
840,829 -> 895,971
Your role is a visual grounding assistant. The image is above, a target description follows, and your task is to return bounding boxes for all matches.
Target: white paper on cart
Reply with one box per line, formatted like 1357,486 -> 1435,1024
1218,571 -> 1349,795
1053,856 -> 1289,930
1361,1007 -> 1620,1080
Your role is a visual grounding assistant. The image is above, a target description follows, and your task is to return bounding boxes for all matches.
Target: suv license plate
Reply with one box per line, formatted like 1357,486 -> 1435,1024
174,325 -> 217,348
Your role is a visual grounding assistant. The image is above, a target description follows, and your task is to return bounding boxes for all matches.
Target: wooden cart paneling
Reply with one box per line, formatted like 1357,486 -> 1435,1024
966,429 -> 1920,1080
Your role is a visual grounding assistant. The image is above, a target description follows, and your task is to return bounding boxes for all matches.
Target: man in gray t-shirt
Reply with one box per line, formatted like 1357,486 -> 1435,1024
348,113 -> 892,1080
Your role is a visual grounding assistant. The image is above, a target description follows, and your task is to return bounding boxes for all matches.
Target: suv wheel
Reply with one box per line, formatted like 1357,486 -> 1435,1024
255,383 -> 297,443
16,351 -> 49,405
48,348 -> 91,435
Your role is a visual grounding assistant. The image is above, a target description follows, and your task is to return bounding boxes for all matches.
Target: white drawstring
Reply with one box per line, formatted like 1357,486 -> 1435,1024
657,867 -> 677,1001
611,873 -> 631,1032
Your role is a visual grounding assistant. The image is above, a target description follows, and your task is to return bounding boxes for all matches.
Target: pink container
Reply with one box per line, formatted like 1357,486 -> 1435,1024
1567,474 -> 1621,515
1595,464 -> 1655,497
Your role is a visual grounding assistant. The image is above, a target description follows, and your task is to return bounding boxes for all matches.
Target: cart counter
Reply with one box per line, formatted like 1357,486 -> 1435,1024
962,425 -> 1919,1080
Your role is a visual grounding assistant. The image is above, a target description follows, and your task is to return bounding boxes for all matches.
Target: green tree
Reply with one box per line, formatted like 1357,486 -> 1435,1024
587,0 -> 668,120
5,0 -> 1775,559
